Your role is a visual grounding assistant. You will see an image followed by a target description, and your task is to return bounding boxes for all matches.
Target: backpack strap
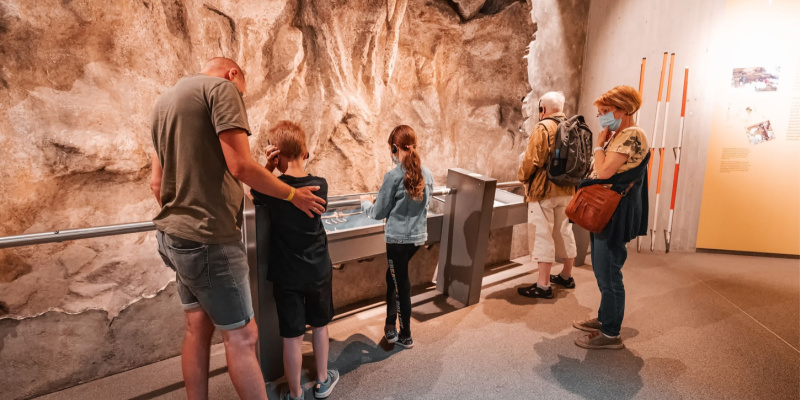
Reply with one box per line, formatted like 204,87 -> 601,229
538,116 -> 565,152
530,116 -> 566,190
538,116 -> 564,132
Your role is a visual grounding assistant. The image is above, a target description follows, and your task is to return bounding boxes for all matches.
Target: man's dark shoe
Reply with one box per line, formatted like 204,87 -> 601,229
517,283 -> 554,299
550,274 -> 575,289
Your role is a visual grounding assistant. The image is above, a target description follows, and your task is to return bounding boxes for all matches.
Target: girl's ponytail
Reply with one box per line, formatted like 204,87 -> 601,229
402,145 -> 424,201
389,125 -> 425,201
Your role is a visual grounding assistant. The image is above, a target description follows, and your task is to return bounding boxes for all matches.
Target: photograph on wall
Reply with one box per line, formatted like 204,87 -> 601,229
731,67 -> 780,92
745,120 -> 775,145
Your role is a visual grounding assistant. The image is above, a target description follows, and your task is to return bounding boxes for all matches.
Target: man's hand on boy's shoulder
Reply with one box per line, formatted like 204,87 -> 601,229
290,186 -> 326,218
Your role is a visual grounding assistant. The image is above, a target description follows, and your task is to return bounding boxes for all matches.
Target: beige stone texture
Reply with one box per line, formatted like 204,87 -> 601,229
0,0 -> 533,320
0,0 -> 594,397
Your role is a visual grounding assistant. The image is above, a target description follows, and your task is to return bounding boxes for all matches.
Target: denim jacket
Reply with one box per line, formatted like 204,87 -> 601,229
362,164 -> 434,245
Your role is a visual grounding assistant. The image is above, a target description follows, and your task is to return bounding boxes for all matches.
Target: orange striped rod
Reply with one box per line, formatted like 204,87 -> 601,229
665,67 -> 690,253
651,53 -> 675,252
647,52 -> 669,188
640,52 -> 668,252
634,58 -> 646,125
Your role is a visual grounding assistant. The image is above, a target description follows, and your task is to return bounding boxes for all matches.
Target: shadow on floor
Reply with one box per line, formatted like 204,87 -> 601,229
411,292 -> 462,323
285,332 -> 442,399
270,333 -> 405,399
127,366 -> 229,400
482,285 -> 594,336
535,329 -> 646,400
326,333 -> 401,376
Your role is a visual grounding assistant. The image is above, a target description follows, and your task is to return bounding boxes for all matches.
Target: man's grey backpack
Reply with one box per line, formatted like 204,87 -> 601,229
542,115 -> 593,187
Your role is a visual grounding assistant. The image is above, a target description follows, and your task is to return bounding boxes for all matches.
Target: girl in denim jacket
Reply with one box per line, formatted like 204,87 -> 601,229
361,125 -> 434,349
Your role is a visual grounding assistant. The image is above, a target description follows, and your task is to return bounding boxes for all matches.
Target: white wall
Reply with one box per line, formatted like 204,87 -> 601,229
579,0 -> 728,252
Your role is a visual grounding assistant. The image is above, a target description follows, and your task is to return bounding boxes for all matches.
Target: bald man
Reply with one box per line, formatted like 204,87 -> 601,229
517,91 -> 578,300
150,57 -> 324,400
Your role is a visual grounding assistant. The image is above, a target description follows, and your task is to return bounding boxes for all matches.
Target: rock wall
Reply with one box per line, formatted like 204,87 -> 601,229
0,0 -> 534,320
0,0 -> 589,398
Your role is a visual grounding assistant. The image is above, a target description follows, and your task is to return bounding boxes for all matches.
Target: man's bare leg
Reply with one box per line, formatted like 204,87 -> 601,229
560,257 -> 575,279
311,326 -> 329,382
222,319 -> 267,400
283,335 -> 304,398
537,261 -> 553,288
182,309 -> 216,400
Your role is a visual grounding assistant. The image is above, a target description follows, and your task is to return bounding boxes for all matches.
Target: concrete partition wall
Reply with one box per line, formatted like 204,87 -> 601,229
249,200 -> 285,382
436,169 -> 497,306
579,0 -> 727,252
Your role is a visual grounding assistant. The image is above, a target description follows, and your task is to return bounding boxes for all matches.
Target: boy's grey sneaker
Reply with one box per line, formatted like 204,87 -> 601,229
314,369 -> 339,399
572,317 -> 602,332
280,388 -> 303,400
575,331 -> 624,350
550,274 -> 575,289
384,327 -> 398,344
396,336 -> 414,349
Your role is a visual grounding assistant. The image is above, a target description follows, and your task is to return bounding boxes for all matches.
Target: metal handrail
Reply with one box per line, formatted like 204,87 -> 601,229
328,187 -> 453,208
0,188 -> 456,250
496,181 -> 523,189
327,191 -> 379,201
0,222 -> 156,250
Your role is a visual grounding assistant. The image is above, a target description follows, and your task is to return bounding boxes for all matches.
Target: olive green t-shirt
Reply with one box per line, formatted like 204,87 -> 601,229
151,74 -> 251,244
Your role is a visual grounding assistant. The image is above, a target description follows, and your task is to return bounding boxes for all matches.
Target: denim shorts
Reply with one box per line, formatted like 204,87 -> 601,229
156,231 -> 254,330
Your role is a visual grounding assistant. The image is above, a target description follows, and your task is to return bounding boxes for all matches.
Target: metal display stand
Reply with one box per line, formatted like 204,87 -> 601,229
0,170 -> 583,386
489,184 -> 591,267
244,197 -> 285,382
245,190 -> 449,382
436,169 -> 497,306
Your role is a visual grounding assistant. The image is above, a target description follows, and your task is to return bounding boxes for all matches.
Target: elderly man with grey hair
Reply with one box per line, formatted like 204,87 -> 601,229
517,91 -> 578,299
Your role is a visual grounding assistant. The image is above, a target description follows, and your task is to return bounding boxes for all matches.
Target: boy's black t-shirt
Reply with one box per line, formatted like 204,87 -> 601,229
251,175 -> 331,289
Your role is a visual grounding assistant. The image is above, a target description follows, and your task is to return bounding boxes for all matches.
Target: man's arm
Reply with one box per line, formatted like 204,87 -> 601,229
218,128 -> 325,217
149,151 -> 163,206
517,123 -> 549,182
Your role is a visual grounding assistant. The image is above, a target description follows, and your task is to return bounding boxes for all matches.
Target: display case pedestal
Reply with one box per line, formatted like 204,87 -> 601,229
436,169 -> 497,307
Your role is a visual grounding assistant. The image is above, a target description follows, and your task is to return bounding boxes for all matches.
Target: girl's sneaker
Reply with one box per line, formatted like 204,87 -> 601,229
384,327 -> 399,344
396,336 -> 414,349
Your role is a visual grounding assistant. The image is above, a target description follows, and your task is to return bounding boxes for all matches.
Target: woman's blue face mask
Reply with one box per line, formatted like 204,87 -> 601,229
598,110 -> 622,131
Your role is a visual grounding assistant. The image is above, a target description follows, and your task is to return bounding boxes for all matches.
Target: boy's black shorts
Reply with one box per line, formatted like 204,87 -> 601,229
272,273 -> 334,338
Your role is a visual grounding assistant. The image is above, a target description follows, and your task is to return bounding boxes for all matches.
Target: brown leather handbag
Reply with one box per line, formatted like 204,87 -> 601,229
566,180 -> 636,233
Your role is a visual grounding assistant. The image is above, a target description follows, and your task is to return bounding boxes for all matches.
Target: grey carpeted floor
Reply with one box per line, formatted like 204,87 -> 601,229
37,251 -> 800,400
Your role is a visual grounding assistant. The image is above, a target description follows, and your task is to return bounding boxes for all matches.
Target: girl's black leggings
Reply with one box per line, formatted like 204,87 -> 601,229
385,243 -> 420,338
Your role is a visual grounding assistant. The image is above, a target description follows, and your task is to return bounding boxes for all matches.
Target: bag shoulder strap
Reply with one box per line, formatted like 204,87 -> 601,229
620,179 -> 638,196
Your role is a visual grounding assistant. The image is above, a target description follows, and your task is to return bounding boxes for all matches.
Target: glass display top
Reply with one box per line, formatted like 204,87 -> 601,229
322,208 -> 383,233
